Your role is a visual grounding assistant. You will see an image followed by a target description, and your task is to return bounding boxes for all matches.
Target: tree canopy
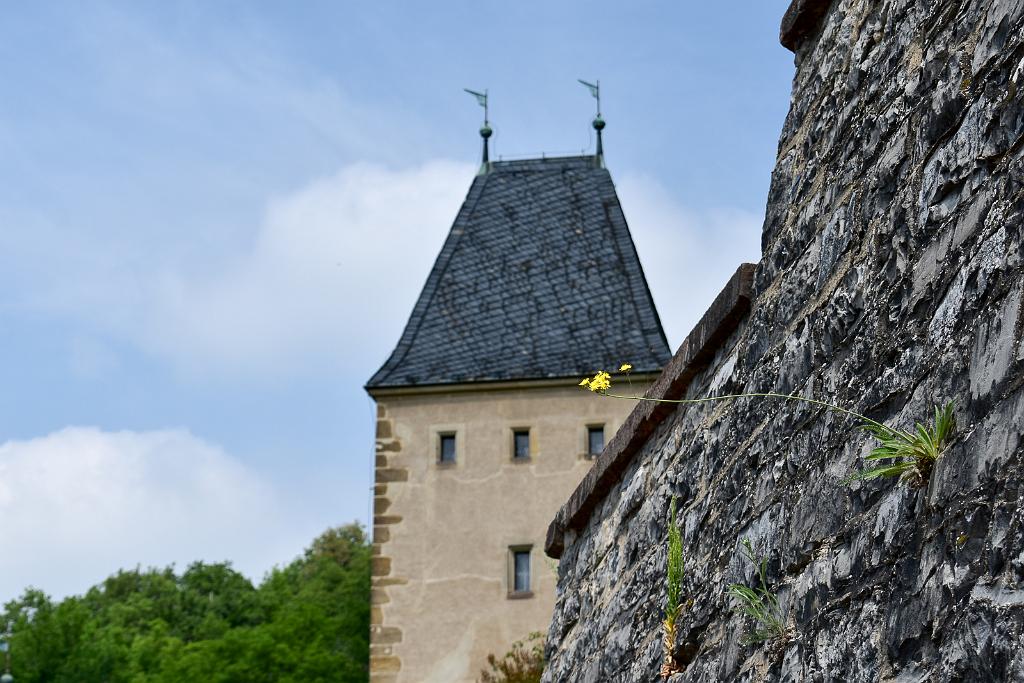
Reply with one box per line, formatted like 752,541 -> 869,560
2,524 -> 370,682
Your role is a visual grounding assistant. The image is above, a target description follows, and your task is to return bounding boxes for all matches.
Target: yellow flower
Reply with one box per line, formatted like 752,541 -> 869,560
619,363 -> 632,372
578,377 -> 591,388
588,371 -> 611,392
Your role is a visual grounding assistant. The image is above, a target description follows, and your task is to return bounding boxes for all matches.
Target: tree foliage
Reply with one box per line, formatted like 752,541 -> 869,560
2,524 -> 370,682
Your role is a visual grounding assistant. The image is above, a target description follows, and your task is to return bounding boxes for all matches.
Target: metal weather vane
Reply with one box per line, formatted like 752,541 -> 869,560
578,79 -> 601,116
463,88 -> 489,125
464,88 -> 492,171
578,79 -> 605,164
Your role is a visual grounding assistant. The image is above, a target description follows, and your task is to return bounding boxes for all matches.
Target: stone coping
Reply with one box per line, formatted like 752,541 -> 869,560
366,373 -> 662,398
544,263 -> 757,559
780,0 -> 833,51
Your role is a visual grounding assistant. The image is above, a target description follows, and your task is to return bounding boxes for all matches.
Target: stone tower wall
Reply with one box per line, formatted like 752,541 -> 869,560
542,0 -> 1024,680
369,383 -> 645,683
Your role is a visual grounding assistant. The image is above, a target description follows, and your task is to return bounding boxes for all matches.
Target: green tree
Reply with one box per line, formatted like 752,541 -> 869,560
2,523 -> 371,683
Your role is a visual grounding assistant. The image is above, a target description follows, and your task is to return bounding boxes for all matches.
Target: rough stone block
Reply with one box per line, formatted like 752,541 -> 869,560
372,626 -> 403,645
370,655 -> 401,674
542,1 -> 1024,680
371,557 -> 392,578
376,468 -> 409,483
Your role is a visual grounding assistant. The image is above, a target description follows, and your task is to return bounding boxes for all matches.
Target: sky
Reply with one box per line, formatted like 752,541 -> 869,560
0,1 -> 795,600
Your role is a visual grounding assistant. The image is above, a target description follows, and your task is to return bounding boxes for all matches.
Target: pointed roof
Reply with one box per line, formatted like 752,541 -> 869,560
366,155 -> 670,390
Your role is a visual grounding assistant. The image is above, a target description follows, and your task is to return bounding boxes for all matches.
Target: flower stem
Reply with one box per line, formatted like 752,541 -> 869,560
600,391 -> 889,432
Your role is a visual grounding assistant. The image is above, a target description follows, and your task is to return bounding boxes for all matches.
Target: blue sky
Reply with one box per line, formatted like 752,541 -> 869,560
0,1 -> 793,599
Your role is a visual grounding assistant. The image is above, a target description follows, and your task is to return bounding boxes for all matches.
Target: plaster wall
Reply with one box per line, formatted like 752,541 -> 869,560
369,381 -> 646,683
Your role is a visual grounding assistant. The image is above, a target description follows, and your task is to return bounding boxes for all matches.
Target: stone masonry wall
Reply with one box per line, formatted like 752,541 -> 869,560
543,0 -> 1024,681
370,403 -> 405,682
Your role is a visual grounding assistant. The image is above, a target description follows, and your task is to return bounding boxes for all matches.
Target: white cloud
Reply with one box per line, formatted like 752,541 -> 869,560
617,173 -> 763,348
0,427 -> 295,600
0,160 -> 475,379
143,160 -> 475,375
142,161 -> 761,374
2,160 -> 759,378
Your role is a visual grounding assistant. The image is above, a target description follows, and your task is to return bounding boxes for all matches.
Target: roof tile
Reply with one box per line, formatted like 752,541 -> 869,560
366,155 -> 670,389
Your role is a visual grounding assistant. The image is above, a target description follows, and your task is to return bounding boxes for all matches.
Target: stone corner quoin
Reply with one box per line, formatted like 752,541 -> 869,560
541,1 -> 1024,682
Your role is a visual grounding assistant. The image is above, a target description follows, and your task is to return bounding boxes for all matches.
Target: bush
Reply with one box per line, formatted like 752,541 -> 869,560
480,632 -> 544,683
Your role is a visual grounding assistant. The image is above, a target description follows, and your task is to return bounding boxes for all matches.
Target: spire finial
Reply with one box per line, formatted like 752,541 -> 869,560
464,88 -> 491,174
578,79 -> 604,167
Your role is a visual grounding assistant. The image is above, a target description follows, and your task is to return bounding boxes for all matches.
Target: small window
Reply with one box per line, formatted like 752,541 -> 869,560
439,433 -> 456,464
511,548 -> 531,594
513,429 -> 530,460
587,426 -> 605,457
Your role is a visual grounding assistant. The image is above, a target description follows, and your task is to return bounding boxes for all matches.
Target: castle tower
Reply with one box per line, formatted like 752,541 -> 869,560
366,147 -> 670,682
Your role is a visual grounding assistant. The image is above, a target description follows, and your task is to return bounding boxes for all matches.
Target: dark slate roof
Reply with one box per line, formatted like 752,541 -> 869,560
366,155 -> 671,389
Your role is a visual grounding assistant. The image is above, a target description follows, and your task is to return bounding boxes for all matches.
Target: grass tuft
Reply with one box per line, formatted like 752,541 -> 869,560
845,401 -> 955,488
727,539 -> 787,646
661,497 -> 685,679
666,497 -> 684,624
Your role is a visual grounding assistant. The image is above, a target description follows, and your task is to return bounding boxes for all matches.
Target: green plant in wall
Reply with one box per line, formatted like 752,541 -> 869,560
479,632 -> 545,683
661,497 -> 685,679
579,366 -> 956,488
727,539 -> 787,645
844,401 -> 955,487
